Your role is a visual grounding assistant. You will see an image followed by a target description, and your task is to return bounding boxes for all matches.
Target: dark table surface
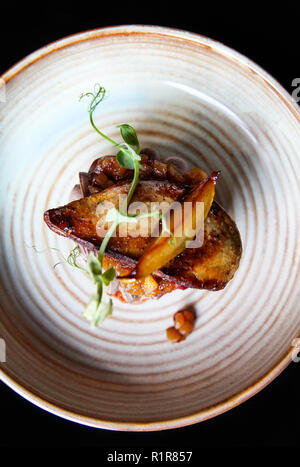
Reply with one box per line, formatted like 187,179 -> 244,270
0,4 -> 299,452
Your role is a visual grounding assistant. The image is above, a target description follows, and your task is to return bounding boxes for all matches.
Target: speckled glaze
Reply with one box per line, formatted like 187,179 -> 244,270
0,25 -> 299,430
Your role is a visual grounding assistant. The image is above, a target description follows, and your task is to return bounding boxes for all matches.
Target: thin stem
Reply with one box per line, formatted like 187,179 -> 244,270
97,221 -> 118,268
126,159 -> 140,210
96,280 -> 103,309
89,112 -> 119,148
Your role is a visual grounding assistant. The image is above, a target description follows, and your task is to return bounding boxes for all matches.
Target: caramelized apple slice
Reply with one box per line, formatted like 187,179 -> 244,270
134,172 -> 219,279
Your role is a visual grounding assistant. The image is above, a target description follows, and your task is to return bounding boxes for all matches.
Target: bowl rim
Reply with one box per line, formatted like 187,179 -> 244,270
1,24 -> 299,431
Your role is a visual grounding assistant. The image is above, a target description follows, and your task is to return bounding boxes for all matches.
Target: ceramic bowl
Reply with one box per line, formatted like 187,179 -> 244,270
0,25 -> 299,430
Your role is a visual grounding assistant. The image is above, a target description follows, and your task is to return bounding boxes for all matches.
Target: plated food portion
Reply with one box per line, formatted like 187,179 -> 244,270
3,24 -> 300,430
44,85 -> 242,329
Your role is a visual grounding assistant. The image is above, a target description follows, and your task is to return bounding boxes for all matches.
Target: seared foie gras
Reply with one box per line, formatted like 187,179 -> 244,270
44,155 -> 242,302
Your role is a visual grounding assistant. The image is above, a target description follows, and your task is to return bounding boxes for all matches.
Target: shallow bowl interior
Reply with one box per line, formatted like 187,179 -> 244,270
0,25 -> 299,430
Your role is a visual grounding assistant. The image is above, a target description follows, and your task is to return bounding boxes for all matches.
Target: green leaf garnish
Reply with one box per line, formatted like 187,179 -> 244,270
116,144 -> 141,170
116,149 -> 135,170
102,267 -> 116,286
82,251 -> 116,326
86,252 -> 103,279
100,298 -> 113,323
117,124 -> 140,153
83,292 -> 102,328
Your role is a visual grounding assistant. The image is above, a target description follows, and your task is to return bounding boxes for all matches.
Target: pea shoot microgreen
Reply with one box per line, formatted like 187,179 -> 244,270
79,84 -> 176,325
37,85 -> 174,327
77,84 -> 147,325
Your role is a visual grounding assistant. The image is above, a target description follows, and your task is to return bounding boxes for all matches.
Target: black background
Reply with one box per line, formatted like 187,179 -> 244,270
0,3 -> 299,453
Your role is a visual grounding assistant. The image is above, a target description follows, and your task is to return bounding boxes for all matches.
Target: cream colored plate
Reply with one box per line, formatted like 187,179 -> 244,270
0,25 -> 299,430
